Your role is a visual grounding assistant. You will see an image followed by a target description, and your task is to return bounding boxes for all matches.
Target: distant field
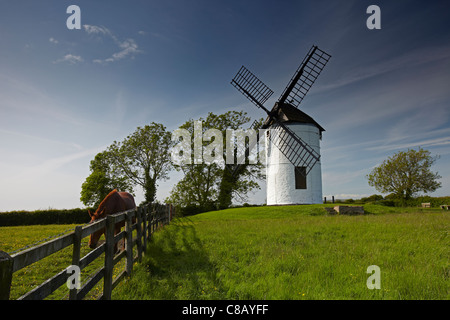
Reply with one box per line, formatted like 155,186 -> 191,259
0,224 -> 126,300
1,205 -> 448,300
113,205 -> 449,300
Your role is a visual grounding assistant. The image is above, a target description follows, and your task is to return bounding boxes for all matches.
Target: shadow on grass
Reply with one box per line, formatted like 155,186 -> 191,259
120,218 -> 225,299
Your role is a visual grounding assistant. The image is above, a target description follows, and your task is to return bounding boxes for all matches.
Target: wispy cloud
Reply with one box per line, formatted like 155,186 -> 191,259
84,24 -> 141,64
53,54 -> 84,64
94,38 -> 139,64
0,128 -> 82,151
320,44 -> 450,93
83,24 -> 111,36
366,136 -> 450,153
385,103 -> 449,138
50,25 -> 141,65
25,147 -> 103,176
0,74 -> 88,127
323,166 -> 370,184
0,145 -> 105,210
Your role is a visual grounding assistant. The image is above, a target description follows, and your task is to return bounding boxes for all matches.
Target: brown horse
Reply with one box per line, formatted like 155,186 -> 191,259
88,189 -> 136,250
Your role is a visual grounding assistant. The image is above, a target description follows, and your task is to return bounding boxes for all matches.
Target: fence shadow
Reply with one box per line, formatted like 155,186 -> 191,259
121,218 -> 225,299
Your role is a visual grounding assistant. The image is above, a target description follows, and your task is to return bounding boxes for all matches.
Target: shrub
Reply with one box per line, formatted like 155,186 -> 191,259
361,194 -> 384,203
176,203 -> 218,217
378,200 -> 396,207
373,195 -> 450,208
0,208 -> 91,226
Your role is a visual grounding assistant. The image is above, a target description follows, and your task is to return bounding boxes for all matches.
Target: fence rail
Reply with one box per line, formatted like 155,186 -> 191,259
0,203 -> 174,300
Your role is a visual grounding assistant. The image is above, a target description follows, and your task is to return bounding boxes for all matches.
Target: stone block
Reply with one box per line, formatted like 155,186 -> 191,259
333,206 -> 364,215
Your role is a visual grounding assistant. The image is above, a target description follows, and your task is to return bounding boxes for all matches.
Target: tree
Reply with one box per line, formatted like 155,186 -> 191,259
108,123 -> 173,204
366,148 -> 441,200
80,151 -> 134,207
167,165 -> 219,210
217,117 -> 264,209
167,111 -> 264,210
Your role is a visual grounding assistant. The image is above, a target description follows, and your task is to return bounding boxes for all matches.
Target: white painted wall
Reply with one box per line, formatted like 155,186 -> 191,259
266,123 -> 322,205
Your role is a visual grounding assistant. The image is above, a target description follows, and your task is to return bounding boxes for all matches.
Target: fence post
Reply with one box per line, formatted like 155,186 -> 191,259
142,206 -> 147,250
125,210 -> 133,276
154,204 -> 158,231
151,204 -> 155,235
149,204 -> 154,239
147,204 -> 151,240
165,205 -> 168,225
103,215 -> 115,300
167,204 -> 170,224
0,251 -> 13,300
156,204 -> 161,229
136,207 -> 143,262
69,226 -> 82,300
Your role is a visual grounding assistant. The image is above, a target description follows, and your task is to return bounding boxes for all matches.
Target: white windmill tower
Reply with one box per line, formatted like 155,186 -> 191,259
230,45 -> 331,205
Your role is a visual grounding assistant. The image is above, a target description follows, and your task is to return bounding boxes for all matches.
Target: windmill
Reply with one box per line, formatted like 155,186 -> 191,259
231,45 -> 331,205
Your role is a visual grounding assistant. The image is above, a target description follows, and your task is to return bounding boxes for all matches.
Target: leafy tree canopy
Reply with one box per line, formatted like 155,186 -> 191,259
167,110 -> 264,211
108,123 -> 173,204
366,148 -> 441,200
81,122 -> 173,207
80,151 -> 134,207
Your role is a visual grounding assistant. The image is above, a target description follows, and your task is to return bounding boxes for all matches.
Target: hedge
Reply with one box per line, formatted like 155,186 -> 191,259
0,208 -> 91,226
361,196 -> 450,207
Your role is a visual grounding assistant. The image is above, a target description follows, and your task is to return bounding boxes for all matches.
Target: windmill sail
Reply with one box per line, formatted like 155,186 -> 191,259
278,46 -> 331,109
231,66 -> 273,113
267,121 -> 320,177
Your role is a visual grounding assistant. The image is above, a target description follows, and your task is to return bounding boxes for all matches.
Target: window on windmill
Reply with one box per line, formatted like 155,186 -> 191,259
295,167 -> 307,189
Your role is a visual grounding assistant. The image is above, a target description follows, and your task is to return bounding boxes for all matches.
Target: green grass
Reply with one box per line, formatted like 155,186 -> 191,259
1,205 -> 448,300
113,205 -> 449,300
0,224 -> 129,300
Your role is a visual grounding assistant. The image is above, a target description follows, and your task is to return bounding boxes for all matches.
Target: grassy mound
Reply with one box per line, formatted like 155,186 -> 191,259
113,205 -> 449,300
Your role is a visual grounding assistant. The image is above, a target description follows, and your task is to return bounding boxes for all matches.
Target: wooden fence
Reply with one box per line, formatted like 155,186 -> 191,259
0,203 -> 174,300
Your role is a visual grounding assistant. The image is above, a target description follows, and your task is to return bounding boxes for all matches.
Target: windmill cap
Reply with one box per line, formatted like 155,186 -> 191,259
264,103 -> 325,133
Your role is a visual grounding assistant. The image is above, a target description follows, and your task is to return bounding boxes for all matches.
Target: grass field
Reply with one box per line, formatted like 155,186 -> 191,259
112,205 -> 449,300
0,224 -> 128,300
1,204 -> 448,300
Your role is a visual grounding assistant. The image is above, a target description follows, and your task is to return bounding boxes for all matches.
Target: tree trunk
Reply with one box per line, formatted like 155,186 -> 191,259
218,165 -> 242,209
144,170 -> 156,204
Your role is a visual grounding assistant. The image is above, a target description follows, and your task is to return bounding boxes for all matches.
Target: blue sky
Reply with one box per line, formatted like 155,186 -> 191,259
0,0 -> 449,211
